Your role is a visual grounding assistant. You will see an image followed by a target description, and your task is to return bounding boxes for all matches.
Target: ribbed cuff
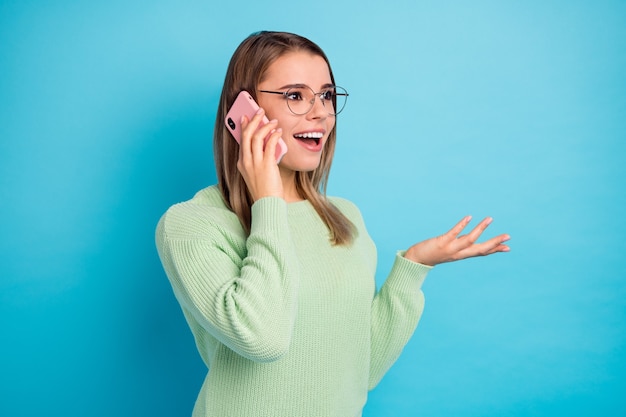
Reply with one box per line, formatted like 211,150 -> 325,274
250,197 -> 289,235
385,251 -> 433,292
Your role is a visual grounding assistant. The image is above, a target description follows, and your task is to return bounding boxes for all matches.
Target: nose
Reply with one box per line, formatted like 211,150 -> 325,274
307,94 -> 328,119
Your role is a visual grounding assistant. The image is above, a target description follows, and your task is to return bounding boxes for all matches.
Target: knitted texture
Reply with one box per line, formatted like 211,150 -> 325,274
156,185 -> 431,417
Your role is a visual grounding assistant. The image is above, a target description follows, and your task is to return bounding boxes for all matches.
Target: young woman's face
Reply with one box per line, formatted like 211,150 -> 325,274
257,51 -> 335,173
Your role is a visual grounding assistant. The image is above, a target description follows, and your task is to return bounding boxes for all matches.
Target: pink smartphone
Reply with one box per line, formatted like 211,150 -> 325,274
225,91 -> 288,163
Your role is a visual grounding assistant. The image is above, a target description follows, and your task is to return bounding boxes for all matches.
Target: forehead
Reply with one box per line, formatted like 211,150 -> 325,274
261,51 -> 332,87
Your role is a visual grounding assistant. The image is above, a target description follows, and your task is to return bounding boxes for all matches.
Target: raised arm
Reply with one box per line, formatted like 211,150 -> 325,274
156,197 -> 300,363
404,216 -> 510,266
369,216 -> 509,388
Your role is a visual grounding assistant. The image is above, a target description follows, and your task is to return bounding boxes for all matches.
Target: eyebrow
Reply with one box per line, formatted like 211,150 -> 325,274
276,83 -> 335,90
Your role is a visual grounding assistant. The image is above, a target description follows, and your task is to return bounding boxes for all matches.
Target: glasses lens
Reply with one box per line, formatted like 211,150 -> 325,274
330,86 -> 348,115
285,87 -> 312,115
284,86 -> 348,115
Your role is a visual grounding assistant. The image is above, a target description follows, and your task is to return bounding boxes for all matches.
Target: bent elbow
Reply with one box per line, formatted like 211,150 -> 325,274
231,318 -> 293,362
239,328 -> 293,363
257,338 -> 291,362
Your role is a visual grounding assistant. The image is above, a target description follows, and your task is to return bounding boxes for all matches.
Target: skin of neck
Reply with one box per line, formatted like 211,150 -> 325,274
279,167 -> 304,203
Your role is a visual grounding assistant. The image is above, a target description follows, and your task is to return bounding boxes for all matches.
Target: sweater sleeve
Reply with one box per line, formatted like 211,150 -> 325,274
155,197 -> 300,363
368,252 -> 432,389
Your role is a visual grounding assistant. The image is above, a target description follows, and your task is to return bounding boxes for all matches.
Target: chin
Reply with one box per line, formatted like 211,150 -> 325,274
281,158 -> 322,173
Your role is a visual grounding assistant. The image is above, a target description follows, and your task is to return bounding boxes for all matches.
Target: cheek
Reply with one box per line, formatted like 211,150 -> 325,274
327,116 -> 336,131
275,118 -> 299,137
256,99 -> 283,124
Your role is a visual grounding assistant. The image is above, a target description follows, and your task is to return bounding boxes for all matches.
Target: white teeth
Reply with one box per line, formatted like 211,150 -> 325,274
294,132 -> 323,139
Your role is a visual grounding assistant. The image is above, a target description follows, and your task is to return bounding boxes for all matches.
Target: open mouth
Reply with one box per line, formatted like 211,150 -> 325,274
293,131 -> 323,147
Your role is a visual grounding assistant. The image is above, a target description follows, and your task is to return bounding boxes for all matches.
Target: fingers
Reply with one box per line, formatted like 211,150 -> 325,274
445,215 -> 487,245
475,233 -> 511,254
452,216 -> 495,244
464,217 -> 494,244
445,215 -> 473,240
446,216 -> 510,259
264,128 -> 282,163
405,216 -> 509,266
240,108 -> 279,164
236,107 -> 285,201
456,232 -> 511,260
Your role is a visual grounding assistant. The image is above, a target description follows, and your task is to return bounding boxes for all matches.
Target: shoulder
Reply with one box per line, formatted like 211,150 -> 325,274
328,195 -> 357,212
157,185 -> 243,241
328,196 -> 366,227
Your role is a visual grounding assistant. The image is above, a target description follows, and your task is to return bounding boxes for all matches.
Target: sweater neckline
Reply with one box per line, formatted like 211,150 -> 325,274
286,198 -> 313,214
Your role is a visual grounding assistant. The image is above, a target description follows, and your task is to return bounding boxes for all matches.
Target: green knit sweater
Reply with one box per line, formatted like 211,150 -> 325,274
156,185 -> 431,417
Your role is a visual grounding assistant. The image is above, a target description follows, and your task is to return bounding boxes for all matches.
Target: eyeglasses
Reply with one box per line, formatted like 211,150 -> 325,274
259,85 -> 348,116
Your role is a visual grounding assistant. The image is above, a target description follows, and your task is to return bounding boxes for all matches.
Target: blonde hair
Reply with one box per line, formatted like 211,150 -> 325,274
214,31 -> 355,245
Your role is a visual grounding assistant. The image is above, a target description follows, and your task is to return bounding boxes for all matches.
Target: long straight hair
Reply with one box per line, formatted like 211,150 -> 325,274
214,31 -> 355,245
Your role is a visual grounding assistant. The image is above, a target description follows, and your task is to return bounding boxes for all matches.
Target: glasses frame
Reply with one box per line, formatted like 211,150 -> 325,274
259,85 -> 349,116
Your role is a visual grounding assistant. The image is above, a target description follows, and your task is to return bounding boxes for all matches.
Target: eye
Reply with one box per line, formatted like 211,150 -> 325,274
285,89 -> 304,101
321,89 -> 335,101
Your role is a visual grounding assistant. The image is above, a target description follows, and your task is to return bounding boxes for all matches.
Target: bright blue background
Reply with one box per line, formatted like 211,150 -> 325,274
1,0 -> 625,416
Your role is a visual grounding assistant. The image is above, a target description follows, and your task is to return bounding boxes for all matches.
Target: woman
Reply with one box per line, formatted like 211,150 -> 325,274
156,31 -> 510,417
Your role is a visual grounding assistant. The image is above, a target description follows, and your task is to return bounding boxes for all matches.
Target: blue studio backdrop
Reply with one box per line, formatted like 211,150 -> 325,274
1,1 -> 625,416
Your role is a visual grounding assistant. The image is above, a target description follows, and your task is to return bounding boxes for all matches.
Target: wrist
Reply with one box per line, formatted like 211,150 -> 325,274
403,247 -> 434,267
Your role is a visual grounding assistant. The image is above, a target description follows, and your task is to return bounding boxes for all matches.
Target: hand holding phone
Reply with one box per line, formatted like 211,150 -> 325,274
225,91 -> 288,163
